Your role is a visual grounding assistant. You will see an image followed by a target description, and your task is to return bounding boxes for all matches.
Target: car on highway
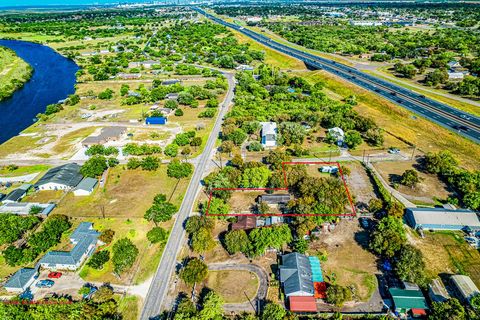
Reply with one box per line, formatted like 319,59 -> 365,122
460,114 -> 472,120
48,272 -> 62,279
36,279 -> 54,288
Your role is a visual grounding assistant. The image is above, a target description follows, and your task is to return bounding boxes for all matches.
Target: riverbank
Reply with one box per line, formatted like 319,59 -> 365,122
0,45 -> 33,101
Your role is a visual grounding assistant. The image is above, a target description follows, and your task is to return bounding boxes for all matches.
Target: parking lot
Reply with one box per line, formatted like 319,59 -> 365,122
30,270 -> 85,299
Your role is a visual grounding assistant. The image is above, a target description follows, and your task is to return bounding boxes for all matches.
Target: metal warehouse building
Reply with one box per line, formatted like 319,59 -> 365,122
405,206 -> 480,231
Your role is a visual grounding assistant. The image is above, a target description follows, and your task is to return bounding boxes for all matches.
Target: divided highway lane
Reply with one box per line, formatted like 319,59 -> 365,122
195,8 -> 480,144
140,72 -> 236,320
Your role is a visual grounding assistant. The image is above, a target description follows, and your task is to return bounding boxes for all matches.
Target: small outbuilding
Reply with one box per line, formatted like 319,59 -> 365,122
231,215 -> 257,231
450,275 -> 480,304
288,296 -> 317,312
73,177 -> 98,196
328,127 -> 345,146
259,194 -> 291,205
389,288 -> 429,316
2,188 -> 28,203
146,117 -> 168,125
428,278 -> 450,303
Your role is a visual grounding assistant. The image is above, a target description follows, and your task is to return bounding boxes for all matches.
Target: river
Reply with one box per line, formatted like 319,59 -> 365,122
0,39 -> 79,144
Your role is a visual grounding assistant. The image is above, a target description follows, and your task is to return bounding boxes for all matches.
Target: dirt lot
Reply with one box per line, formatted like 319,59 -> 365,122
344,162 -> 378,211
204,270 -> 259,303
373,160 -> 451,205
309,219 -> 378,302
410,230 -> 480,287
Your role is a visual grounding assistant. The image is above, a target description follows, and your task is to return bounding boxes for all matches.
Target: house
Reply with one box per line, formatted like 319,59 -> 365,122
82,126 -> 127,147
450,275 -> 480,304
2,188 -> 28,203
4,268 -> 38,292
231,215 -> 257,230
73,177 -> 98,196
117,73 -> 141,80
428,279 -> 450,303
260,122 -> 277,147
328,127 -> 345,146
39,222 -> 101,271
405,206 -> 480,231
165,93 -> 179,100
320,166 -> 338,174
0,202 -> 56,216
35,163 -> 83,191
236,64 -> 254,71
128,60 -> 161,69
259,194 -> 291,205
265,216 -> 284,226
161,79 -> 181,86
448,72 -> 466,80
279,252 -> 314,297
447,60 -> 462,70
146,117 -> 167,125
389,288 -> 429,317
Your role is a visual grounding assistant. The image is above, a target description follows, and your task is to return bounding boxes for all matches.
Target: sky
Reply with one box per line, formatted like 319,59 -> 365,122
0,0 -> 142,7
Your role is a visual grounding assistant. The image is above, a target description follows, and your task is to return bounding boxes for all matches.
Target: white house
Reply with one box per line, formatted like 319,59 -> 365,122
328,127 -> 345,146
73,177 -> 98,196
260,122 -> 278,147
4,268 -> 38,292
34,163 -> 83,191
448,72 -> 466,80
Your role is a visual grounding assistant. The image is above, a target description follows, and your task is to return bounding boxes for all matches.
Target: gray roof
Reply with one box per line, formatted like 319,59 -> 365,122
260,194 -> 291,204
35,163 -> 83,188
75,177 -> 98,192
279,252 -> 314,296
451,275 -> 480,300
3,189 -> 26,202
406,207 -> 480,229
40,222 -> 100,267
82,126 -> 126,145
4,268 -> 37,289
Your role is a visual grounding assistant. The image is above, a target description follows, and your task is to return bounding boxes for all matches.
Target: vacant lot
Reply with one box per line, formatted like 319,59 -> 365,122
22,190 -> 65,203
0,46 -> 32,101
412,230 -> 480,287
205,270 -> 259,303
374,160 -> 451,204
309,220 -> 378,302
54,165 -> 189,218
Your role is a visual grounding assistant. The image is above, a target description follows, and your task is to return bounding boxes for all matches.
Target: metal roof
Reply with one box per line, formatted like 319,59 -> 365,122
289,296 -> 317,312
260,194 -> 291,204
35,163 -> 83,188
3,188 -> 26,202
75,177 -> 98,192
260,122 -> 277,136
280,253 -> 314,297
82,126 -> 126,145
451,275 -> 480,300
4,268 -> 37,289
389,288 -> 429,310
407,207 -> 480,228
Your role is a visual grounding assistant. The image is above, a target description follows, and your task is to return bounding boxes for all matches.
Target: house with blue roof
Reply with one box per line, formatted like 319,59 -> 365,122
4,268 -> 38,293
39,222 -> 101,271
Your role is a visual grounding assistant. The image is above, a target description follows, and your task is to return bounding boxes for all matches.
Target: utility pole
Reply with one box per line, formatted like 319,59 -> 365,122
411,145 -> 416,160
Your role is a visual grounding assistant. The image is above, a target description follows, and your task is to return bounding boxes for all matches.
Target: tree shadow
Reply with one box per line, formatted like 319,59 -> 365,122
353,229 -> 371,251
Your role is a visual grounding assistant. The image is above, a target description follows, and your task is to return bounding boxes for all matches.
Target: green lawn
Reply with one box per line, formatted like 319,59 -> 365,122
0,46 -> 32,101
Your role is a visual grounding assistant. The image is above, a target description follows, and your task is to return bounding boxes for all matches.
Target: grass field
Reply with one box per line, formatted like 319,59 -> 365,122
204,270 -> 259,303
412,230 -> 480,287
297,70 -> 480,169
118,295 -> 140,320
0,46 -> 32,101
54,165 -> 189,218
0,164 -> 50,177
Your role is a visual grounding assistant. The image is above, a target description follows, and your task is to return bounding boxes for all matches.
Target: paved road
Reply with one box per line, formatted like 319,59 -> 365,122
139,72 -> 236,320
195,8 -> 480,144
208,263 -> 268,314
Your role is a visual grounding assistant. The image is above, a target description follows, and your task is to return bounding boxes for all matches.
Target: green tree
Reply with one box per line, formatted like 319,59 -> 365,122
199,291 -> 224,320
206,197 -> 230,216
141,156 -> 160,171
241,166 -> 271,188
112,238 -> 139,274
186,215 -> 214,234
261,302 -> 286,320
80,156 -> 108,177
278,122 -> 306,146
144,198 -> 177,225
401,169 -> 421,188
326,284 -> 352,307
424,151 -> 458,174
167,159 -> 193,179
344,130 -> 363,149
179,257 -> 208,286
164,143 -> 179,157
87,250 -> 110,270
429,299 -> 466,320
369,216 -> 406,258
99,229 -> 115,244
292,238 -> 309,254
191,227 -> 216,253
395,244 -> 426,286
146,227 -> 168,244
224,229 -> 251,254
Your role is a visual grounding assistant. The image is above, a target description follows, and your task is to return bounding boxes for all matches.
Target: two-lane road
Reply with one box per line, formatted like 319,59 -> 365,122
140,72 -> 235,320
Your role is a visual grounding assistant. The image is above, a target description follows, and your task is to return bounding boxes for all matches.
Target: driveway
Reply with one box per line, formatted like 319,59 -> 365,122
208,263 -> 268,313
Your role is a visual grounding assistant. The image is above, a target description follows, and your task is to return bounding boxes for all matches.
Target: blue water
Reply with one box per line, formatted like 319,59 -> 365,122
0,40 -> 79,144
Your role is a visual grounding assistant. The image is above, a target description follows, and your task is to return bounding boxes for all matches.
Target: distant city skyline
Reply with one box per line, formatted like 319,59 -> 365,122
0,0 -> 148,7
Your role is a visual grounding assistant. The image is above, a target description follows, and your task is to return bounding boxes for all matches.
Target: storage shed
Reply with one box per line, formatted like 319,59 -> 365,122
451,275 -> 480,303
289,296 -> 317,312
405,206 -> 480,231
146,117 -> 167,125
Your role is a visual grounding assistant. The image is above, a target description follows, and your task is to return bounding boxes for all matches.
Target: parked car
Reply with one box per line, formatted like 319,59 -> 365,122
48,272 -> 62,279
388,148 -> 400,154
36,279 -> 54,288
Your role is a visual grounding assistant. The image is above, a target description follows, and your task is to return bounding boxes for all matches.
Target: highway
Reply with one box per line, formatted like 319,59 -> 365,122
139,72 -> 236,320
195,8 -> 480,144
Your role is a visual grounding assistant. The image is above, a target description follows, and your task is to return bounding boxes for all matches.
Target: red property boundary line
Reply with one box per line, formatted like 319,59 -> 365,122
205,161 -> 357,217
